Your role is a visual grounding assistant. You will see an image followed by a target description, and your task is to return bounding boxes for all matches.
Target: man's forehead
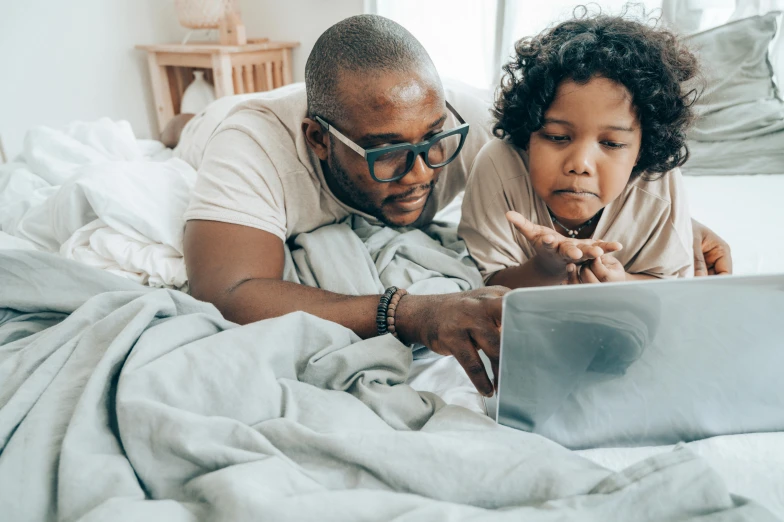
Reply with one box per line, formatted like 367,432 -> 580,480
336,69 -> 445,135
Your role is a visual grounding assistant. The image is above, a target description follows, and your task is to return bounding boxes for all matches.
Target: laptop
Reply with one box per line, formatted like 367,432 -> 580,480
482,274 -> 784,449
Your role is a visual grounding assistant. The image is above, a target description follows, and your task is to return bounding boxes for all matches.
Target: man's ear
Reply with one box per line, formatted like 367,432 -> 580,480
302,118 -> 329,161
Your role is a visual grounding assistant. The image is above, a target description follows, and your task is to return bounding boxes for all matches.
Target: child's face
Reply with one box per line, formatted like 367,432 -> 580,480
527,76 -> 642,228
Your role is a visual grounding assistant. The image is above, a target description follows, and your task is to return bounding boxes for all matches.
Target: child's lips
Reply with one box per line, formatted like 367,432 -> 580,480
554,189 -> 598,199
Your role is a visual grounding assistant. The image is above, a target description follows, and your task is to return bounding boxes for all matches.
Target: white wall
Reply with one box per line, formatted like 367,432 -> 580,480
241,0 -> 364,83
0,0 -> 363,159
0,0 -> 187,159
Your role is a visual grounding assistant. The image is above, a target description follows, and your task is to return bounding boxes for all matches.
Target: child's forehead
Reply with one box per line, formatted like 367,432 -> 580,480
547,77 -> 638,124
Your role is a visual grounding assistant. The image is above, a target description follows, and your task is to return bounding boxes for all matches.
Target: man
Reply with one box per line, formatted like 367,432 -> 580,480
182,15 -> 731,398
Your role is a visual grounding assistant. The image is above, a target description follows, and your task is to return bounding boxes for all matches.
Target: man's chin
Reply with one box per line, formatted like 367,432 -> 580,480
379,207 -> 424,228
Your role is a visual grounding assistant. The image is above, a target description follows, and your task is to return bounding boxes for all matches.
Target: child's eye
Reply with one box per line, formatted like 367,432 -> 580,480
545,134 -> 570,143
602,141 -> 627,149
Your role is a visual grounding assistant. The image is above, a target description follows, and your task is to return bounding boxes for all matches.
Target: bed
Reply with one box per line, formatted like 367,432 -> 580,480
2,14 -> 784,522
1,112 -> 782,522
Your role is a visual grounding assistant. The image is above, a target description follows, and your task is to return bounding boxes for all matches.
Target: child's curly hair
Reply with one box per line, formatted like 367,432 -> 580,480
493,8 -> 700,178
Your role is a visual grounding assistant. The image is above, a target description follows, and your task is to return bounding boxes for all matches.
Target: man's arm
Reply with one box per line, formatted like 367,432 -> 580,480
185,220 -> 381,337
184,220 -> 506,397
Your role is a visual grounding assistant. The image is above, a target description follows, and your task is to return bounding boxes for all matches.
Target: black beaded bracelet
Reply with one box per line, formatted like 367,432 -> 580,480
376,286 -> 398,336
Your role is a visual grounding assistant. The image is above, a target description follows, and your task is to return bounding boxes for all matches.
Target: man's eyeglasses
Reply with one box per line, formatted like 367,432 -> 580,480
314,101 -> 470,183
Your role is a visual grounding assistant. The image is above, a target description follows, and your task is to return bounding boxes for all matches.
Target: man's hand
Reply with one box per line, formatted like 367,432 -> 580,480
692,219 -> 732,276
506,211 -> 623,278
395,286 -> 508,397
567,255 -> 626,284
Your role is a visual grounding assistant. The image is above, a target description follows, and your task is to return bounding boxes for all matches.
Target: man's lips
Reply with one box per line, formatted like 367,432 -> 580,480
387,190 -> 431,211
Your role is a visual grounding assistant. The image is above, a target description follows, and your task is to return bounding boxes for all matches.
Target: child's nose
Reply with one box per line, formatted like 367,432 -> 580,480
563,143 -> 596,176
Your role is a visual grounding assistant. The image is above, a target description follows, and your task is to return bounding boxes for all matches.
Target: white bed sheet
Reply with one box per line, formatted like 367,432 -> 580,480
684,174 -> 784,275
408,354 -> 784,519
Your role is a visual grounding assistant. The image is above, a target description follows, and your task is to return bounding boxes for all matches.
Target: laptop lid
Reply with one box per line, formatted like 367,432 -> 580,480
491,274 -> 784,449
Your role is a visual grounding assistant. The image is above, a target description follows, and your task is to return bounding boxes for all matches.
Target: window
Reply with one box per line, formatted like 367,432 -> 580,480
372,0 -> 499,90
371,0 -> 673,90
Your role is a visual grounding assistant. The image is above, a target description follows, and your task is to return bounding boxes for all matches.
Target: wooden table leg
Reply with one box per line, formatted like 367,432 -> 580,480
146,52 -> 175,134
211,53 -> 235,98
282,49 -> 293,85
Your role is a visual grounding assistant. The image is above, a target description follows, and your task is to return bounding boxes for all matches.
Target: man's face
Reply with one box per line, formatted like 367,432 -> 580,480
306,68 -> 448,227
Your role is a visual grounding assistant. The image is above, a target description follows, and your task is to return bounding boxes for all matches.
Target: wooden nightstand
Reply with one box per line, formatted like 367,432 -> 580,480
136,39 -> 299,133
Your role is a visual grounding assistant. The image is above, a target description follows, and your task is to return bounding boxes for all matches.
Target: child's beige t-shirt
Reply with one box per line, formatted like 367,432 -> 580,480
458,139 -> 694,282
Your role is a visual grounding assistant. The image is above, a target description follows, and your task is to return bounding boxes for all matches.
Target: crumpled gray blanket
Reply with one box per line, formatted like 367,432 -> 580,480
0,219 -> 778,521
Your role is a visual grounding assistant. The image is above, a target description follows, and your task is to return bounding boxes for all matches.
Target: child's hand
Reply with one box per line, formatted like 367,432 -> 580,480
506,211 -> 622,276
567,255 -> 626,284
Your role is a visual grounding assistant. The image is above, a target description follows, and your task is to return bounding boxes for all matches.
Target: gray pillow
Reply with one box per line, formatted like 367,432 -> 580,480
687,12 -> 784,142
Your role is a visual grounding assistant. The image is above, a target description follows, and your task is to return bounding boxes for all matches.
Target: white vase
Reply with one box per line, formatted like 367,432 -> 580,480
180,71 -> 216,114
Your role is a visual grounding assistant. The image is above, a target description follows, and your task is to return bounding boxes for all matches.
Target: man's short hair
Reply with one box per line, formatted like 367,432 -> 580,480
305,14 -> 437,125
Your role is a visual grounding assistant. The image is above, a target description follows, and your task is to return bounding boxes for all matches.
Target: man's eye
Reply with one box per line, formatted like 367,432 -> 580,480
602,141 -> 627,149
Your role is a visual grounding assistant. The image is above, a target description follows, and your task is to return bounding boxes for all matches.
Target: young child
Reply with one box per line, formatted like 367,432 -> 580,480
459,13 -> 699,288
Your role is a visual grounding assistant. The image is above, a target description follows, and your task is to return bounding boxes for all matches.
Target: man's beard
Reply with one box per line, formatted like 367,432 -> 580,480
327,147 -> 435,227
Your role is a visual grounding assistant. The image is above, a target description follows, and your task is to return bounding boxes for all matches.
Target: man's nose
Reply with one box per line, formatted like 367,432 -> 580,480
400,154 -> 435,185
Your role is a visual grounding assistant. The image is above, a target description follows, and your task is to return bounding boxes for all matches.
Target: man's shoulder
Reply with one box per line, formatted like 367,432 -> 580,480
217,83 -> 308,139
204,83 -> 317,182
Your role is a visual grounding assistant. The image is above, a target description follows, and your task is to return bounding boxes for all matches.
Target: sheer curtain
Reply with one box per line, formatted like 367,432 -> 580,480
370,0 -> 499,90
369,0 -> 663,90
369,0 -> 784,89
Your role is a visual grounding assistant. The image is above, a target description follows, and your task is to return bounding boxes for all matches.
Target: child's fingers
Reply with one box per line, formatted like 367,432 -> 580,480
567,263 -> 580,285
589,257 -> 612,282
595,240 -> 623,254
600,253 -> 623,269
579,264 -> 601,284
540,234 -> 558,252
557,242 -> 585,261
582,244 -> 605,260
506,212 -> 551,244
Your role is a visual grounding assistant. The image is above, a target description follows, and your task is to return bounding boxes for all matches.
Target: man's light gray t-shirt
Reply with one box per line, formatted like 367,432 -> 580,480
182,82 -> 493,241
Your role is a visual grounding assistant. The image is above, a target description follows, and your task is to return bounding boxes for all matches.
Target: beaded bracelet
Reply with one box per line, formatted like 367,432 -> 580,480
376,286 -> 398,336
376,286 -> 408,338
385,288 -> 407,339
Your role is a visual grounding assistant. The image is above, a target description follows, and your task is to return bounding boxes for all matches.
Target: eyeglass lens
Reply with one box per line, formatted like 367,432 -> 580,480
372,133 -> 462,180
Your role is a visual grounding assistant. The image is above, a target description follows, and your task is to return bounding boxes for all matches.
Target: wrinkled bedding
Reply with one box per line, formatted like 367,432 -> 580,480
1,249 -> 779,521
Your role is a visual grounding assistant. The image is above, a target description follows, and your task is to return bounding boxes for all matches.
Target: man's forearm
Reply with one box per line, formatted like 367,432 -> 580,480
212,278 -> 382,338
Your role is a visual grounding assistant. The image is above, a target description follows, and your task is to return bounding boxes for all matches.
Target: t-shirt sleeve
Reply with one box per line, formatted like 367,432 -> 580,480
627,168 -> 694,278
458,143 -> 528,282
183,127 -> 287,241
